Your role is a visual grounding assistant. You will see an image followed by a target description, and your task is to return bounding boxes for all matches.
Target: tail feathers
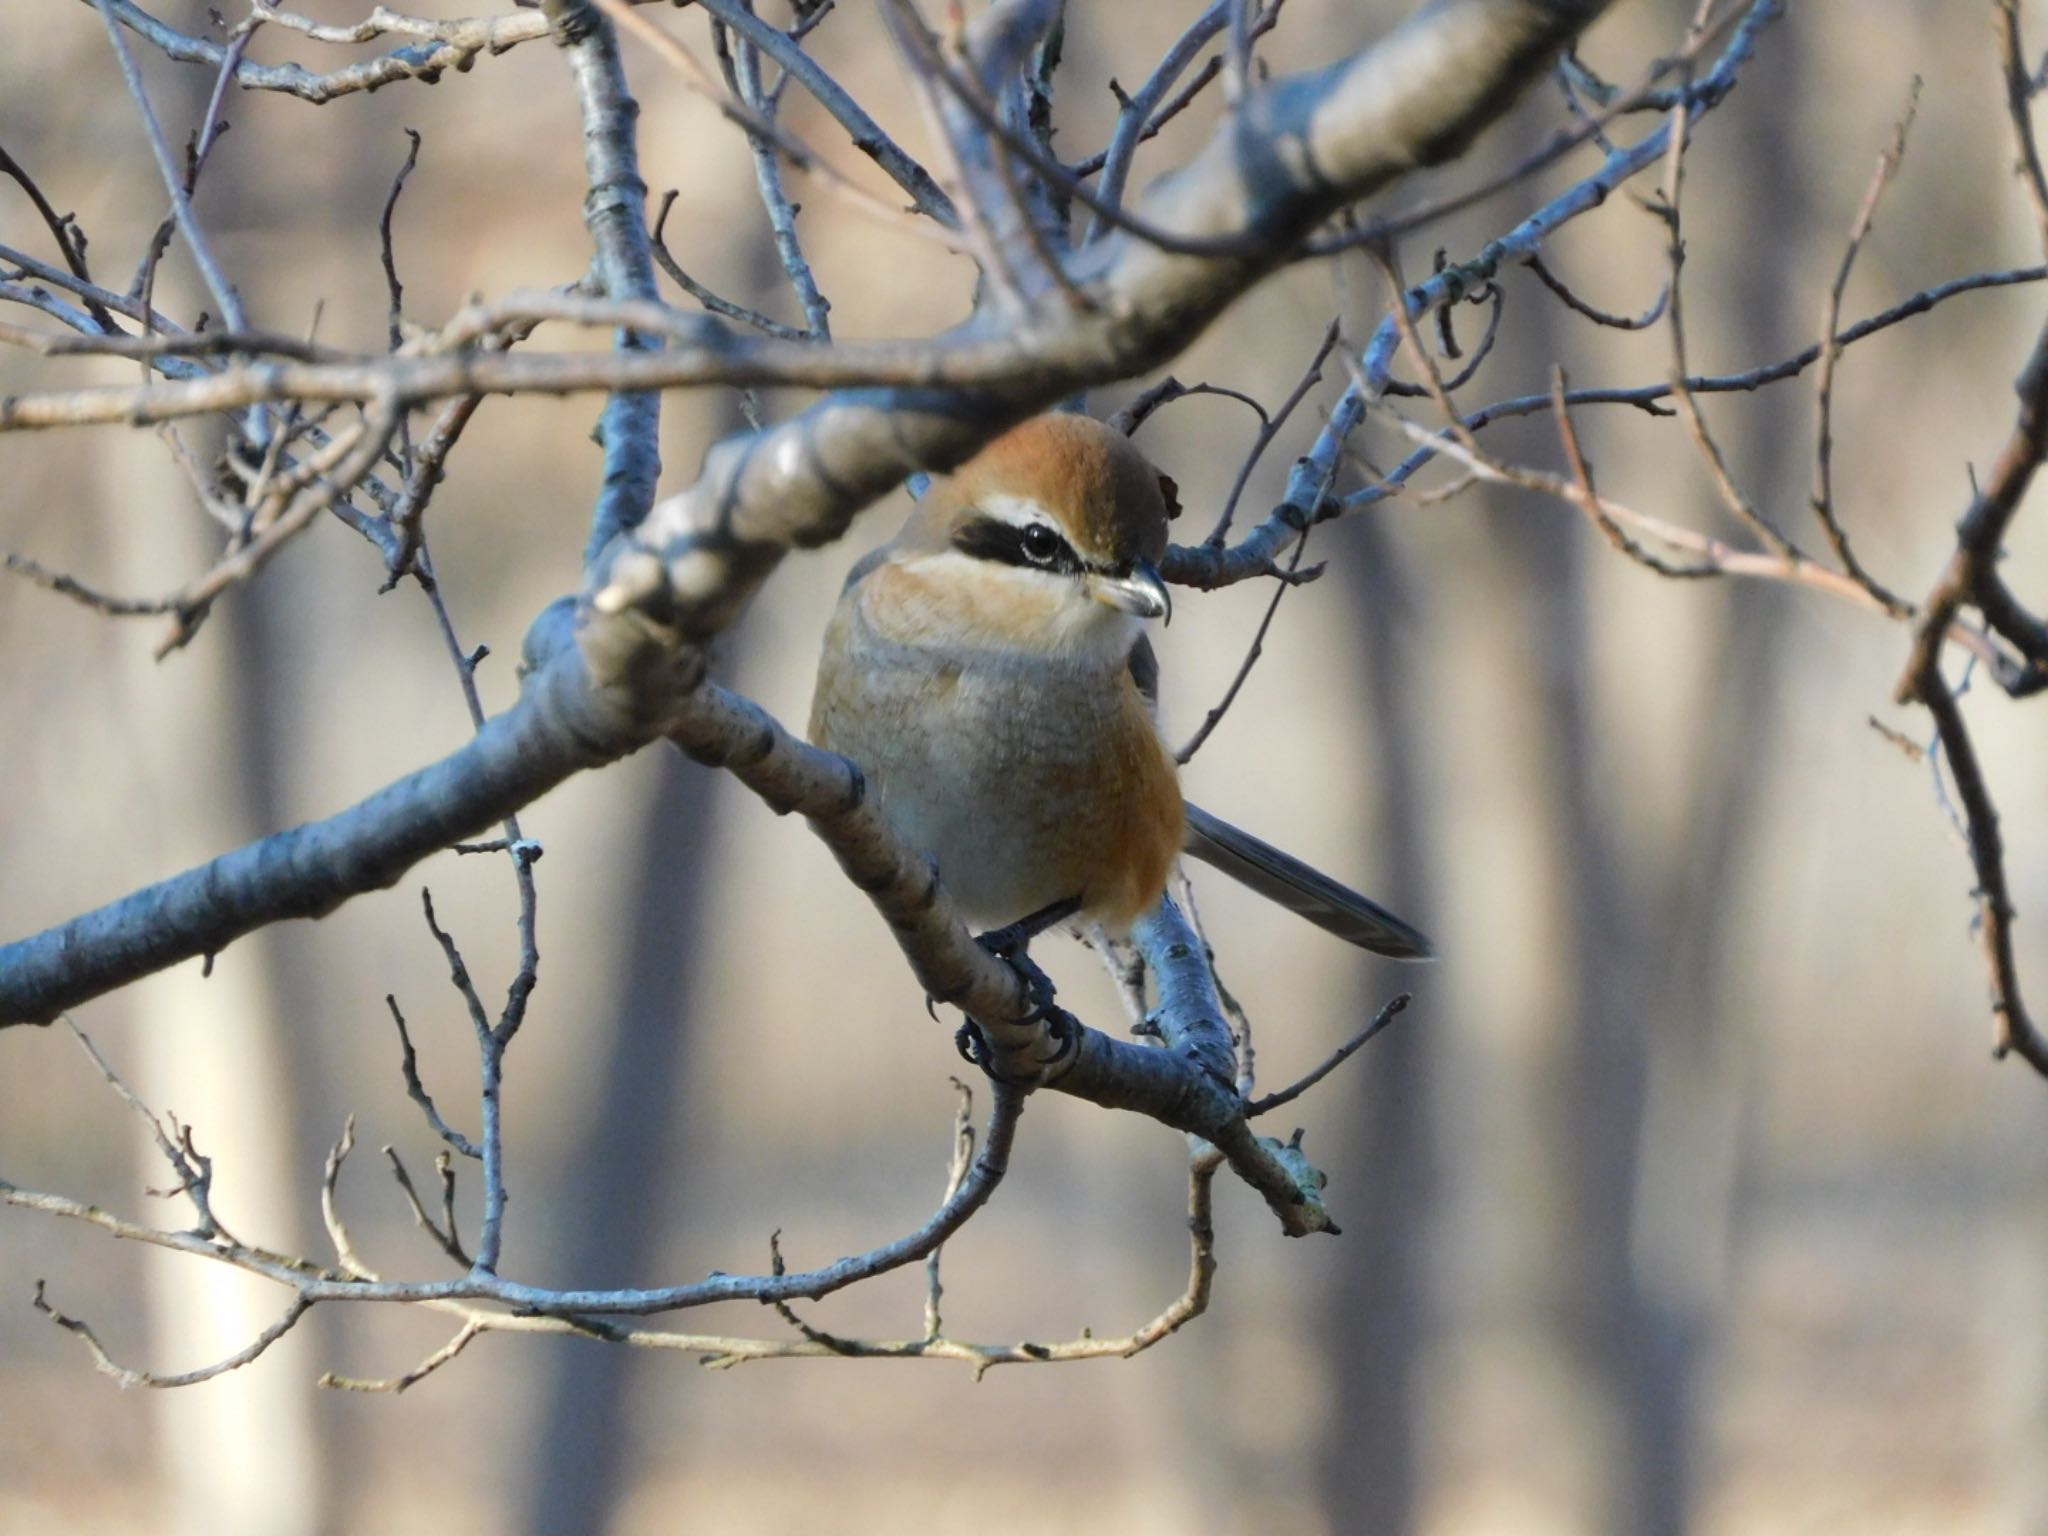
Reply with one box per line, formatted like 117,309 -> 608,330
1182,803 -> 1434,960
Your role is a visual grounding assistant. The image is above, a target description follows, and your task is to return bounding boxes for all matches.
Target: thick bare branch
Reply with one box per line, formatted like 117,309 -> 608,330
604,0 -> 1615,639
0,614 -> 700,1025
0,0 -> 1609,1245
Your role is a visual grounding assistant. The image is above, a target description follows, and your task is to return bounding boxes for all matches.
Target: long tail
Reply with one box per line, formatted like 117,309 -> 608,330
1182,803 -> 1434,960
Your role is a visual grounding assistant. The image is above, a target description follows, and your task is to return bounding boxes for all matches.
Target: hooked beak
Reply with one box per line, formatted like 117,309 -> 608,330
1088,559 -> 1172,623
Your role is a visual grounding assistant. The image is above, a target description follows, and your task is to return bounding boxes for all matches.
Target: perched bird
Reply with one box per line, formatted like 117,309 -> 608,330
809,412 -> 1432,965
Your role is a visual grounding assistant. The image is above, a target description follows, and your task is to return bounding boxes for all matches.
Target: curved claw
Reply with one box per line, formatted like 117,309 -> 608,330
945,909 -> 1086,1079
954,1020 -> 989,1067
1010,955 -> 1062,1025
1041,1001 -> 1077,1048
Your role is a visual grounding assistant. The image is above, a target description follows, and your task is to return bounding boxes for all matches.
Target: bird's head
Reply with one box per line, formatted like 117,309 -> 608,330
893,414 -> 1176,658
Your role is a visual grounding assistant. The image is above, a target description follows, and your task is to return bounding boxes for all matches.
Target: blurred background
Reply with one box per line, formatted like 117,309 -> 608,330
5,1 -> 2048,1532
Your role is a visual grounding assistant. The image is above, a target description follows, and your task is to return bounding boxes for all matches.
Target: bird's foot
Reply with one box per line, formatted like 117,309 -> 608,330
953,1000 -> 1080,1077
934,898 -> 1087,1075
924,894 -> 1081,1023
973,929 -> 1061,1019
973,895 -> 1084,963
951,927 -> 1081,1077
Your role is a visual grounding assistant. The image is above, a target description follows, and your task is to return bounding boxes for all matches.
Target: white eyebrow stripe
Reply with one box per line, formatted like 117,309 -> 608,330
977,492 -> 1059,530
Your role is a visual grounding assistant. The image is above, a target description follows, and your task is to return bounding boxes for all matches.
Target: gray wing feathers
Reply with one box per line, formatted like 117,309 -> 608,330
1182,803 -> 1434,960
839,543 -> 892,595
1127,633 -> 1160,713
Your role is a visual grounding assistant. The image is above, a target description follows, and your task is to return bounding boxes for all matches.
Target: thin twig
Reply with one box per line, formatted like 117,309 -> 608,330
382,1145 -> 474,1268
1809,79 -> 1918,615
62,1021 -> 230,1240
1203,319 -> 1340,549
1914,678 -> 2048,1072
1369,241 -> 1477,454
320,1117 -> 378,1280
693,0 -> 957,226
1108,376 -> 1268,440
873,0 -> 1033,311
1083,1 -> 1229,242
3,552 -> 181,616
321,1319 -> 484,1393
420,889 -> 493,1046
1380,282 -> 1506,399
594,0 -> 960,250
650,191 -> 807,340
384,995 -> 481,1159
380,128 -> 425,470
384,394 -> 482,585
884,0 -> 1270,262
1998,0 -> 2048,261
1525,252 -> 1668,330
1889,319 -> 2048,1071
92,0 -> 554,105
1176,522 -> 1319,762
35,1281 -> 313,1389
91,0 -> 249,333
702,1143 -> 1225,1376
1311,0 -> 1771,256
922,1080 -> 978,1343
0,142 -> 113,331
153,403 -> 402,657
1654,1 -> 1801,561
722,6 -> 831,338
1551,367 -> 1714,577
1246,995 -> 1409,1116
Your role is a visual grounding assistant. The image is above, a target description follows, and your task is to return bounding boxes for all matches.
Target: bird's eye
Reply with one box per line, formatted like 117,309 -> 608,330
1021,524 -> 1062,565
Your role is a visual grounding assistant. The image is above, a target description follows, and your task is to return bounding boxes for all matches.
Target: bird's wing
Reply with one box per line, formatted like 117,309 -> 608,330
1181,802 -> 1434,960
838,542 -> 893,596
1127,632 -> 1161,715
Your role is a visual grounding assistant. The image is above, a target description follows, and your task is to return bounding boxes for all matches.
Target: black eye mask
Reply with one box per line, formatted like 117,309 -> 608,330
952,514 -> 1085,578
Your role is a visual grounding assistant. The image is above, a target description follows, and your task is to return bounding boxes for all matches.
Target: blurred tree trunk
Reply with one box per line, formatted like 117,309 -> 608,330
1495,469 -> 1677,1530
1313,513 -> 1439,1536
1621,23 -> 1809,1520
514,748 -> 725,1534
1488,23 -> 1806,1529
103,43 -> 333,1534
509,206 -> 776,1512
109,439 -> 329,1536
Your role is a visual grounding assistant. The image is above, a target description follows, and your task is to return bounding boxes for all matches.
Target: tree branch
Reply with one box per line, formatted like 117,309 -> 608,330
598,0 -> 1615,641
546,0 -> 666,561
0,615 -> 700,1025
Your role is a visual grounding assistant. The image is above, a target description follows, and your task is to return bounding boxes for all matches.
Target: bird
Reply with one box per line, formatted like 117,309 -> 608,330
808,411 -> 1432,983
